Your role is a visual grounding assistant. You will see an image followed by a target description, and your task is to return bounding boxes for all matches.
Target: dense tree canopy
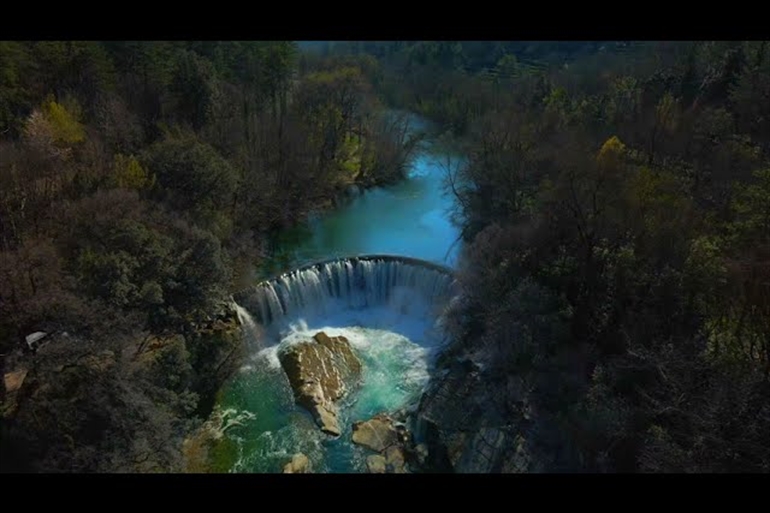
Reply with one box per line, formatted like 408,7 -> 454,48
357,41 -> 770,472
4,40 -> 770,473
0,41 -> 418,472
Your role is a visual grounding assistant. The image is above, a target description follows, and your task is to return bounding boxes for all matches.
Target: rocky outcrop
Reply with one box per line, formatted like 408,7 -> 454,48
182,407 -> 252,473
366,454 -> 386,473
352,412 -> 415,473
279,331 -> 361,436
4,369 -> 28,394
1,368 -> 29,418
283,453 -> 311,473
384,445 -> 407,473
415,357 -> 543,473
352,413 -> 401,452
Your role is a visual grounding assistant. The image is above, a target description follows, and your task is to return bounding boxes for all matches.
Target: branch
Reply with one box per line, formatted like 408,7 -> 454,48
444,226 -> 471,263
442,153 -> 470,212
566,173 -> 590,248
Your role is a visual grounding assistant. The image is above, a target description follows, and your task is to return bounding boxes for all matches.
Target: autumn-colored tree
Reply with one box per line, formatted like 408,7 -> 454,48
0,40 -> 424,474
24,96 -> 85,157
111,153 -> 154,190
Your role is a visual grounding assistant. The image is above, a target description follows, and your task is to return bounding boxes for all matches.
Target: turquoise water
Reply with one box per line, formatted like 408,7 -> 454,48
215,114 -> 462,473
261,144 -> 464,277
222,320 -> 438,473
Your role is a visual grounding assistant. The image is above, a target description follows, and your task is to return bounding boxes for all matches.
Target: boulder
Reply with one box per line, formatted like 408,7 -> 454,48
366,454 -> 387,473
414,443 -> 429,466
279,332 -> 361,436
353,412 -> 416,473
4,369 -> 28,394
384,445 -> 406,473
283,453 -> 310,474
351,413 -> 400,452
312,332 -> 362,377
315,404 -> 341,437
2,368 -> 29,418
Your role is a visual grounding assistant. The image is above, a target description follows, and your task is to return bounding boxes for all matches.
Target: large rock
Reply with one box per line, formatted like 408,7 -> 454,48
366,454 -> 387,473
2,368 -> 29,419
283,453 -> 310,473
384,445 -> 406,473
4,369 -> 28,394
312,332 -> 361,377
414,357 -> 549,473
279,332 -> 361,436
314,401 -> 341,436
351,413 -> 400,452
353,412 -> 417,473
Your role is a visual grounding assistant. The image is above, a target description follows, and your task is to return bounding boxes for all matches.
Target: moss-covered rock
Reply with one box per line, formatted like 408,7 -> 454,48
182,406 -> 253,473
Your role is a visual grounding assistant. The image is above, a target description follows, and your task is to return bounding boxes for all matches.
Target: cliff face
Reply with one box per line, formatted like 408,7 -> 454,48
415,356 -> 548,473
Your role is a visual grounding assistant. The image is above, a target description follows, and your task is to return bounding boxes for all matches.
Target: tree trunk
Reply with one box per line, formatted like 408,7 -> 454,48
0,351 -> 6,403
28,268 -> 37,296
648,121 -> 658,166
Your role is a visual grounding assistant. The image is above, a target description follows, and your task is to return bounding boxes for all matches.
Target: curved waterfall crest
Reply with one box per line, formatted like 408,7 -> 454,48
232,254 -> 458,327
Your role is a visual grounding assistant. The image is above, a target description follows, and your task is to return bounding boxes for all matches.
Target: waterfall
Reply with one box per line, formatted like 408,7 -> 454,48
234,302 -> 262,350
233,255 -> 457,329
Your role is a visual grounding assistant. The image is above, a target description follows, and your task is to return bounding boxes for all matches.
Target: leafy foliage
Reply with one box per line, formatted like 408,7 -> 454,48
0,41 -> 413,473
111,153 -> 154,190
367,40 -> 770,472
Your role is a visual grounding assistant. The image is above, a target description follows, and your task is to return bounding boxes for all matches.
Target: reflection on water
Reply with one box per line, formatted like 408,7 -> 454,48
261,146 -> 464,279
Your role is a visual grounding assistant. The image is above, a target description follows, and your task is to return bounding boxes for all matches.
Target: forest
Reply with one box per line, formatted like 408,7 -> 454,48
2,40 -> 770,472
348,41 -> 770,472
0,41 -> 418,471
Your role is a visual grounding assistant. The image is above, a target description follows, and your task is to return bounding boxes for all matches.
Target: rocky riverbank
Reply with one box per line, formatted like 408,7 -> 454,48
275,330 -> 438,473
414,356 -> 545,473
351,412 -> 426,473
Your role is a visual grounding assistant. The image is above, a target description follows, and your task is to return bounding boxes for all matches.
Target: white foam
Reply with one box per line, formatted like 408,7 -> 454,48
236,258 -> 455,331
259,345 -> 283,371
235,303 -> 263,351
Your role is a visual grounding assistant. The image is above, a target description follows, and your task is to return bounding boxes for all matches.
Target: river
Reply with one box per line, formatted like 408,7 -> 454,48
211,113 -> 463,473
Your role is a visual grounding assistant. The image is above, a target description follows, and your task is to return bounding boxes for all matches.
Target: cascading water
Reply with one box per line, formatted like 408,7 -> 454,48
234,303 -> 262,351
211,111 -> 465,473
219,256 -> 457,473
233,255 -> 457,334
